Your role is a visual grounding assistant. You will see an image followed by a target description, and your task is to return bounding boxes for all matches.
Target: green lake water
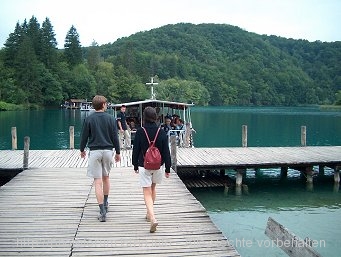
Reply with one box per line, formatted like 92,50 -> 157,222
1,106 -> 341,256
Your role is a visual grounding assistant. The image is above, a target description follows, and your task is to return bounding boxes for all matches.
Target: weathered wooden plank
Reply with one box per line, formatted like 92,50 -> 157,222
265,217 -> 323,257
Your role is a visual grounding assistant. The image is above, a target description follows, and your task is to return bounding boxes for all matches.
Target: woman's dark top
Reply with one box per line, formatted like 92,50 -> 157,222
132,122 -> 171,173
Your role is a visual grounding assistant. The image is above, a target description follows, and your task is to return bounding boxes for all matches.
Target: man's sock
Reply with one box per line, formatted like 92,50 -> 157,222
99,204 -> 106,214
104,195 -> 108,206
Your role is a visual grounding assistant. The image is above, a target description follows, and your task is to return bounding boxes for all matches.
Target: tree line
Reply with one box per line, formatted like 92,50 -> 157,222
0,18 -> 340,110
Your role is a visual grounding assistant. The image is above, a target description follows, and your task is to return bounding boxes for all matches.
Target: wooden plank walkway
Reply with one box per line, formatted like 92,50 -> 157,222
1,146 -> 341,171
0,149 -> 132,170
176,146 -> 341,171
0,167 -> 240,257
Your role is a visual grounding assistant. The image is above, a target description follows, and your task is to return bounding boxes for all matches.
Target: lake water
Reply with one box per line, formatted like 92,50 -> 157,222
1,106 -> 341,256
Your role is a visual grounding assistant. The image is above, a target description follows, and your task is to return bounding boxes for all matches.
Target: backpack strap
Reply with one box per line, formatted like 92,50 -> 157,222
153,127 -> 161,146
142,127 -> 161,147
142,127 -> 151,145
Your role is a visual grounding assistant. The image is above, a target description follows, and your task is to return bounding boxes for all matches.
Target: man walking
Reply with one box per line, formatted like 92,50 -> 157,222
117,105 -> 131,149
80,95 -> 121,222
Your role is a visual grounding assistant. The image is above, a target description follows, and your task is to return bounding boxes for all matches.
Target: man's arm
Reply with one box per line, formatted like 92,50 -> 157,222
113,119 -> 121,154
80,119 -> 89,158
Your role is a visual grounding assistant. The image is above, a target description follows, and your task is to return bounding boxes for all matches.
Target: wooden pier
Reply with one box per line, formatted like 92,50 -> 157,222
175,146 -> 341,171
2,146 -> 341,171
175,146 -> 341,186
1,146 -> 341,256
1,146 -> 341,186
0,167 -> 240,257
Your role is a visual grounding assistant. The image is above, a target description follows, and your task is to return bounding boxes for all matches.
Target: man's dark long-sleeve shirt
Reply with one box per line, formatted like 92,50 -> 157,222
132,122 -> 171,173
80,112 -> 120,154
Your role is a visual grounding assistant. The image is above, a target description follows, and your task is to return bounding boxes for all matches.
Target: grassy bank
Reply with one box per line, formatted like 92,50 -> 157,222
319,105 -> 341,111
0,101 -> 42,111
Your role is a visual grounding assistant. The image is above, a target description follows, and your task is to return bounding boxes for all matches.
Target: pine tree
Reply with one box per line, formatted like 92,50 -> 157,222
64,25 -> 82,66
41,17 -> 58,69
15,34 -> 42,105
3,22 -> 24,67
27,16 -> 43,61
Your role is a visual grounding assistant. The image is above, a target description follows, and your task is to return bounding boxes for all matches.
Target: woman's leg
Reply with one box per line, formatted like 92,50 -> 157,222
143,186 -> 155,221
151,183 -> 157,203
146,183 -> 157,220
143,185 -> 158,232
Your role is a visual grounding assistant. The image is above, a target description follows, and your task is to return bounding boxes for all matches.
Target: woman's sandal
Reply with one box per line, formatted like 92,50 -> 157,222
150,220 -> 158,233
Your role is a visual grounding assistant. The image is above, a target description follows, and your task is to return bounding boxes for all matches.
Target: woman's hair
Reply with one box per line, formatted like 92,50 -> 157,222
92,95 -> 107,110
143,106 -> 157,123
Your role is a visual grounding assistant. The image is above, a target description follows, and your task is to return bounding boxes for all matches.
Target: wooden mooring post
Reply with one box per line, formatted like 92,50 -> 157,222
305,166 -> 314,184
69,126 -> 74,149
235,168 -> 246,186
242,125 -> 247,147
11,127 -> 17,150
170,135 -> 177,172
265,217 -> 323,257
23,136 -> 30,170
280,166 -> 288,180
301,126 -> 307,146
334,168 -> 340,183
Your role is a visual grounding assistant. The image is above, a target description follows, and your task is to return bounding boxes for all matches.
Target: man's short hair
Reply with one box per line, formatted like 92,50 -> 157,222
92,95 -> 107,110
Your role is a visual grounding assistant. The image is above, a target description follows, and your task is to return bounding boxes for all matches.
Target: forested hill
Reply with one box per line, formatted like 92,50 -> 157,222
99,23 -> 341,106
1,20 -> 340,108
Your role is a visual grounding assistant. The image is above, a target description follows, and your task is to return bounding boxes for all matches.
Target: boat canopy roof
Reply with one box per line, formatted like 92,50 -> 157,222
111,99 -> 194,110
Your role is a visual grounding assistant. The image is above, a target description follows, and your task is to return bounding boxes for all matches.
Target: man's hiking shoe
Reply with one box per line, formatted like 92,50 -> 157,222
98,212 -> 106,222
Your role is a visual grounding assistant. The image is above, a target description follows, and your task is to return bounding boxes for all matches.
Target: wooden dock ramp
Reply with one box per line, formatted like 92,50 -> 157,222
0,167 -> 240,257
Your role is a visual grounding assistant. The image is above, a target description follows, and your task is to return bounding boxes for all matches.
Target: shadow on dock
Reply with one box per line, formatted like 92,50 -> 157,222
0,168 -> 23,187
177,169 -> 235,188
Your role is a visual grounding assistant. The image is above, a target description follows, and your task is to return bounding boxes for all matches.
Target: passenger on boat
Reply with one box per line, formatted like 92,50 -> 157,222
174,118 -> 183,132
169,117 -> 185,146
128,118 -> 138,145
117,105 -> 131,149
128,118 -> 138,131
161,116 -> 175,137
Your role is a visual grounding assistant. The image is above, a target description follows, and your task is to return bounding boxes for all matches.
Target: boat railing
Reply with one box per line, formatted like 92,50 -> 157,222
169,129 -> 185,147
169,126 -> 194,147
128,123 -> 194,148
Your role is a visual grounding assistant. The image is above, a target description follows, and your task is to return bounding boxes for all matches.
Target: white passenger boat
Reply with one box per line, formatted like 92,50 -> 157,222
112,78 -> 195,147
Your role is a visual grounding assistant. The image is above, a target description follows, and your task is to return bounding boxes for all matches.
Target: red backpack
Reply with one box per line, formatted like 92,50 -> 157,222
142,127 -> 161,170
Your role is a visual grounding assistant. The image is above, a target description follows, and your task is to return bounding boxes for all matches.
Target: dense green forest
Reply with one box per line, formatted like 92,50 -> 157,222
0,17 -> 340,110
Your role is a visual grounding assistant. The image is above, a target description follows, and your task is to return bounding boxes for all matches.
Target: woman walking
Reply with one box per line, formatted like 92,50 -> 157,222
132,106 -> 171,232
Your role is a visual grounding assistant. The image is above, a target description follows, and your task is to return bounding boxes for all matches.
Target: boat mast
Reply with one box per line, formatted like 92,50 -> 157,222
145,76 -> 158,100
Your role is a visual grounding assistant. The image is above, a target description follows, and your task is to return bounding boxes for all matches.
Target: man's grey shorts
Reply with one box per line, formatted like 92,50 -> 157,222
139,165 -> 164,187
87,150 -> 113,178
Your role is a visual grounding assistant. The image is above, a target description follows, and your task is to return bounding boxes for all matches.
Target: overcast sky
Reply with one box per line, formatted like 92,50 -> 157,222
1,0 -> 340,49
